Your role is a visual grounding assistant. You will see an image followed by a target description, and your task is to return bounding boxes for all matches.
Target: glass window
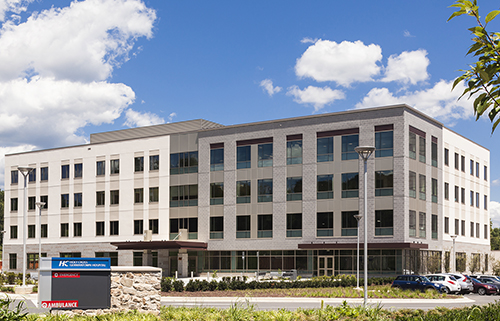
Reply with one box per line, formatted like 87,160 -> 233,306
485,195 -> 488,210
375,170 -> 393,196
287,140 -> 302,164
485,224 -> 488,239
11,170 -> 18,184
432,215 -> 438,239
461,220 -> 465,236
375,210 -> 393,236
237,146 -> 251,169
28,225 -> 35,238
444,148 -> 449,166
476,192 -> 480,208
484,165 -> 488,181
110,159 -> 119,174
96,191 -> 105,206
419,212 -> 426,238
40,195 -> 48,209
257,214 -> 272,238
341,134 -> 359,160
257,179 -> 272,202
61,194 -> 69,208
258,143 -> 273,167
28,196 -> 35,210
96,161 -> 105,176
10,225 -> 17,239
134,188 -> 143,203
419,136 -> 426,163
28,169 -> 36,182
9,254 -> 17,270
74,164 -> 82,178
286,177 -> 302,201
74,222 -> 82,237
74,193 -> 82,207
133,252 -> 143,266
431,179 -> 437,203
236,215 -> 251,238
409,132 -> 416,159
454,185 -> 459,202
431,141 -> 437,167
210,216 -> 223,239
110,190 -> 119,205
461,187 -> 465,204
149,219 -> 159,234
61,165 -> 70,179
409,171 -> 416,198
461,155 -> 465,172
236,181 -> 251,204
41,224 -> 48,238
444,182 -> 449,200
409,210 -> 416,237
470,160 -> 474,175
476,162 -> 479,178
134,220 -> 143,235
286,213 -> 302,238
210,148 -> 224,171
149,187 -> 159,202
444,217 -> 449,234
149,155 -> 159,171
110,221 -> 119,236
470,190 -> 474,206
96,221 -> 105,236
455,219 -> 459,235
10,198 -> 18,211
40,167 -> 48,181
419,174 -> 426,200
470,222 -> 474,237
317,137 -> 333,162
210,182 -> 224,205
95,252 -> 118,266
61,223 -> 69,237
317,212 -> 333,237
341,211 -> 358,236
170,152 -> 198,174
317,175 -> 333,199
134,157 -> 144,172
342,172 -> 359,198
170,185 -> 198,207
375,131 -> 393,157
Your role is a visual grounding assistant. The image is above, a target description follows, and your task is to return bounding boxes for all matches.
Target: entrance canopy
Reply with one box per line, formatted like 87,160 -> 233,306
111,240 -> 207,251
298,242 -> 428,250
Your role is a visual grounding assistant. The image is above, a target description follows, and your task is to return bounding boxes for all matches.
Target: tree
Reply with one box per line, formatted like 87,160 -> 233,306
449,1 -> 500,132
490,220 -> 500,250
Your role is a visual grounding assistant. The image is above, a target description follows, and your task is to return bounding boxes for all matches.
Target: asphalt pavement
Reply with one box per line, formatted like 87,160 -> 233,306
3,292 -> 499,314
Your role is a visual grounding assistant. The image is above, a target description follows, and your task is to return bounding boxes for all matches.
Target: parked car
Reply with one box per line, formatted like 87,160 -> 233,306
471,278 -> 499,295
391,275 -> 445,292
443,273 -> 473,294
476,277 -> 500,293
426,274 -> 461,294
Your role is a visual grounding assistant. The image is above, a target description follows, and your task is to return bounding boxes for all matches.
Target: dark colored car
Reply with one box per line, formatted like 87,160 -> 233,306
476,277 -> 500,294
391,275 -> 444,292
471,278 -> 498,295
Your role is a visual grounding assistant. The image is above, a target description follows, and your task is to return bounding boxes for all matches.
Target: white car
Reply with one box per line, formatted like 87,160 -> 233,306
443,273 -> 474,294
426,274 -> 461,294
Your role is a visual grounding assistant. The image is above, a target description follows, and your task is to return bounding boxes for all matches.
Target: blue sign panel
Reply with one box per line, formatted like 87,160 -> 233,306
51,258 -> 111,270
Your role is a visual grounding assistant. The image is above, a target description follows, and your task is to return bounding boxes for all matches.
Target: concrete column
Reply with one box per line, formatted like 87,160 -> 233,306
178,250 -> 188,277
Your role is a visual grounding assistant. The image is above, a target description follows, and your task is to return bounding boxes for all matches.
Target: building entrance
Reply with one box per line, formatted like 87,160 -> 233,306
317,256 -> 334,276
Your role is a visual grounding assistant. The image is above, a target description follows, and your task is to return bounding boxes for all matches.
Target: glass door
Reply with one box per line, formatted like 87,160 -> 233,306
318,256 -> 334,276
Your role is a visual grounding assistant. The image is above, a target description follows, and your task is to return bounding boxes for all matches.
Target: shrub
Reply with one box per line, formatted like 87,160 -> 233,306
161,277 -> 173,292
6,273 -> 16,285
0,296 -> 28,320
172,279 -> 184,292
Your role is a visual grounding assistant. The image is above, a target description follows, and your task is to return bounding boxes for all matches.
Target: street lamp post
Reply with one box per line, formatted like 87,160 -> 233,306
355,146 -> 375,307
451,235 -> 457,272
353,214 -> 362,290
18,166 -> 34,288
35,202 -> 45,269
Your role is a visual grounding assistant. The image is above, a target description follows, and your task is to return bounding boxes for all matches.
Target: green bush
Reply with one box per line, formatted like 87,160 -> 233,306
161,277 -> 173,292
172,279 -> 184,292
6,272 -> 16,285
0,296 -> 28,320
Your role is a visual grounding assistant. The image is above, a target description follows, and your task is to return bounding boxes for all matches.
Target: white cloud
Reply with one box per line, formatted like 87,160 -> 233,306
287,85 -> 345,111
259,79 -> 282,96
124,109 -> 164,127
493,179 -> 500,186
0,0 -> 156,188
382,50 -> 429,85
0,0 -> 32,22
168,112 -> 177,123
403,30 -> 414,38
490,201 -> 500,228
355,80 -> 474,121
0,0 -> 156,82
295,39 -> 382,86
0,144 -> 35,189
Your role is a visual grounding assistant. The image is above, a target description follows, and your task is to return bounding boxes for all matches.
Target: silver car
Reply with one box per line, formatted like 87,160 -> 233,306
426,274 -> 461,294
443,273 -> 473,294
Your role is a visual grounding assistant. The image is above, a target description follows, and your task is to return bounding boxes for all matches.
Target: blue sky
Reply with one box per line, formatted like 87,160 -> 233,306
1,0 -> 500,224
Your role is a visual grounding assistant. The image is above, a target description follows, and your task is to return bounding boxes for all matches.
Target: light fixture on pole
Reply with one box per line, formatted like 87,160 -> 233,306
354,146 -> 375,307
35,202 -> 45,269
353,214 -> 362,290
18,166 -> 34,288
451,235 -> 457,272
